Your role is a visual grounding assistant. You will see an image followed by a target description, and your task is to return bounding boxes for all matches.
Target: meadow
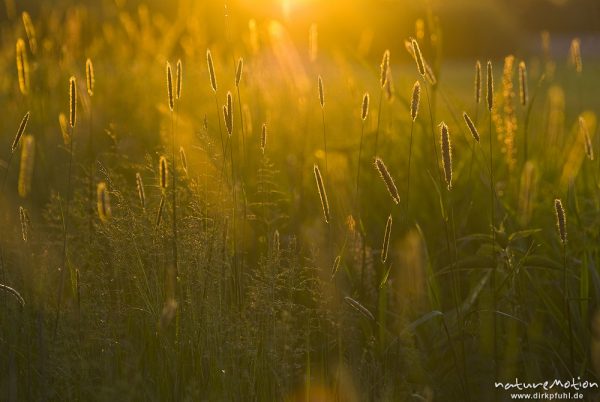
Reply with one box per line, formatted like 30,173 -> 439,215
1,1 -> 600,401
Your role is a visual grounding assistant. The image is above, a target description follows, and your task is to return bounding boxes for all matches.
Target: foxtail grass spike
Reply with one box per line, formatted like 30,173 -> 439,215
156,196 -> 165,229
411,38 -> 425,76
22,12 -> 37,54
235,58 -> 243,88
176,59 -> 182,100
475,61 -> 482,104
410,81 -> 420,121
440,122 -> 452,190
12,111 -> 30,153
313,164 -> 330,223
18,135 -> 35,198
318,75 -> 324,108
16,39 -> 29,95
261,123 -> 267,154
97,182 -> 111,222
554,199 -> 567,244
518,61 -> 528,106
463,112 -> 480,143
486,61 -> 494,111
180,146 -> 188,174
381,214 -> 392,263
159,156 -> 168,191
361,92 -> 369,121
374,157 -> 400,204
69,76 -> 77,128
380,49 -> 390,88
166,62 -> 174,112
570,38 -> 582,74
207,49 -> 217,92
19,206 -> 29,242
86,58 -> 94,96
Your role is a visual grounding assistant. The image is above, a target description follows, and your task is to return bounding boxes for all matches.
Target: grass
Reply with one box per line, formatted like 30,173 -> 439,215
1,2 -> 600,401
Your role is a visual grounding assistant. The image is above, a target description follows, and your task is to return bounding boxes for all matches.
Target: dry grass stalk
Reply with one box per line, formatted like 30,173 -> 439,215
381,214 -> 392,263
313,164 -> 330,223
136,172 -> 146,209
12,111 -> 30,153
374,157 -> 400,204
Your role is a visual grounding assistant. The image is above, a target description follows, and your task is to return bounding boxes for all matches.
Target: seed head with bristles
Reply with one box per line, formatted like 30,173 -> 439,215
86,58 -> 94,97
381,214 -> 392,263
380,49 -> 390,88
16,39 -> 29,95
21,12 -> 37,54
318,75 -> 324,108
166,62 -> 174,112
518,61 -> 528,106
18,135 -> 34,198
235,58 -> 243,88
410,81 -> 420,121
475,60 -> 482,104
570,38 -> 582,74
175,59 -> 182,100
440,122 -> 452,190
223,93 -> 233,136
207,49 -> 217,92
19,206 -> 30,242
180,146 -> 188,174
159,156 -> 168,191
554,198 -> 567,244
69,76 -> 77,128
463,112 -> 480,143
12,111 -> 30,153
361,92 -> 369,121
486,60 -> 494,111
136,172 -> 146,210
313,164 -> 330,223
97,182 -> 111,223
579,116 -> 594,161
411,38 -> 425,76
261,123 -> 267,154
374,157 -> 400,204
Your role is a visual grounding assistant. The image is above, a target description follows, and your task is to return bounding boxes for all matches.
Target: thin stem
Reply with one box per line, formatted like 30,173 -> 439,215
406,121 -> 414,221
171,109 -> 178,283
489,111 -> 498,381
564,242 -> 574,374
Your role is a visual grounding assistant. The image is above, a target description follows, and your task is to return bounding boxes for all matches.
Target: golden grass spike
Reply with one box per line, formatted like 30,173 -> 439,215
207,49 -> 217,92
440,122 -> 452,190
223,97 -> 233,137
155,196 -> 165,229
411,38 -> 425,76
159,156 -> 168,191
235,58 -> 243,88
554,198 -> 567,244
16,39 -> 29,95
374,157 -> 400,204
381,214 -> 392,263
22,12 -> 37,54
570,38 -> 582,74
12,111 -> 30,153
166,62 -> 174,112
86,58 -> 95,97
179,146 -> 188,174
463,112 -> 480,143
261,123 -> 267,154
410,81 -> 420,121
318,75 -> 324,108
58,113 -> 69,146
486,60 -> 494,111
475,60 -> 482,104
380,49 -> 390,88
176,59 -> 182,100
97,182 -> 111,222
69,76 -> 77,128
518,61 -> 528,106
313,164 -> 330,223
361,92 -> 369,121
331,255 -> 341,279
384,68 -> 394,102
18,135 -> 35,198
19,206 -> 29,242
579,116 -> 594,161
135,172 -> 146,210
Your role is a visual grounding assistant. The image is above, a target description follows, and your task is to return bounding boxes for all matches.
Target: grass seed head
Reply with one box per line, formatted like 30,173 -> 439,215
475,60 -> 482,104
176,59 -> 182,100
18,135 -> 35,198
12,111 -> 30,153
313,164 -> 330,223
440,122 -> 452,190
486,60 -> 494,111
69,76 -> 77,128
410,81 -> 420,121
318,75 -> 324,108
235,57 -> 243,87
207,49 -> 217,92
411,38 -> 425,76
518,61 -> 528,106
166,62 -> 174,112
159,156 -> 168,191
16,39 -> 29,95
554,198 -> 567,244
374,157 -> 400,204
361,92 -> 369,121
86,58 -> 95,97
463,112 -> 480,143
